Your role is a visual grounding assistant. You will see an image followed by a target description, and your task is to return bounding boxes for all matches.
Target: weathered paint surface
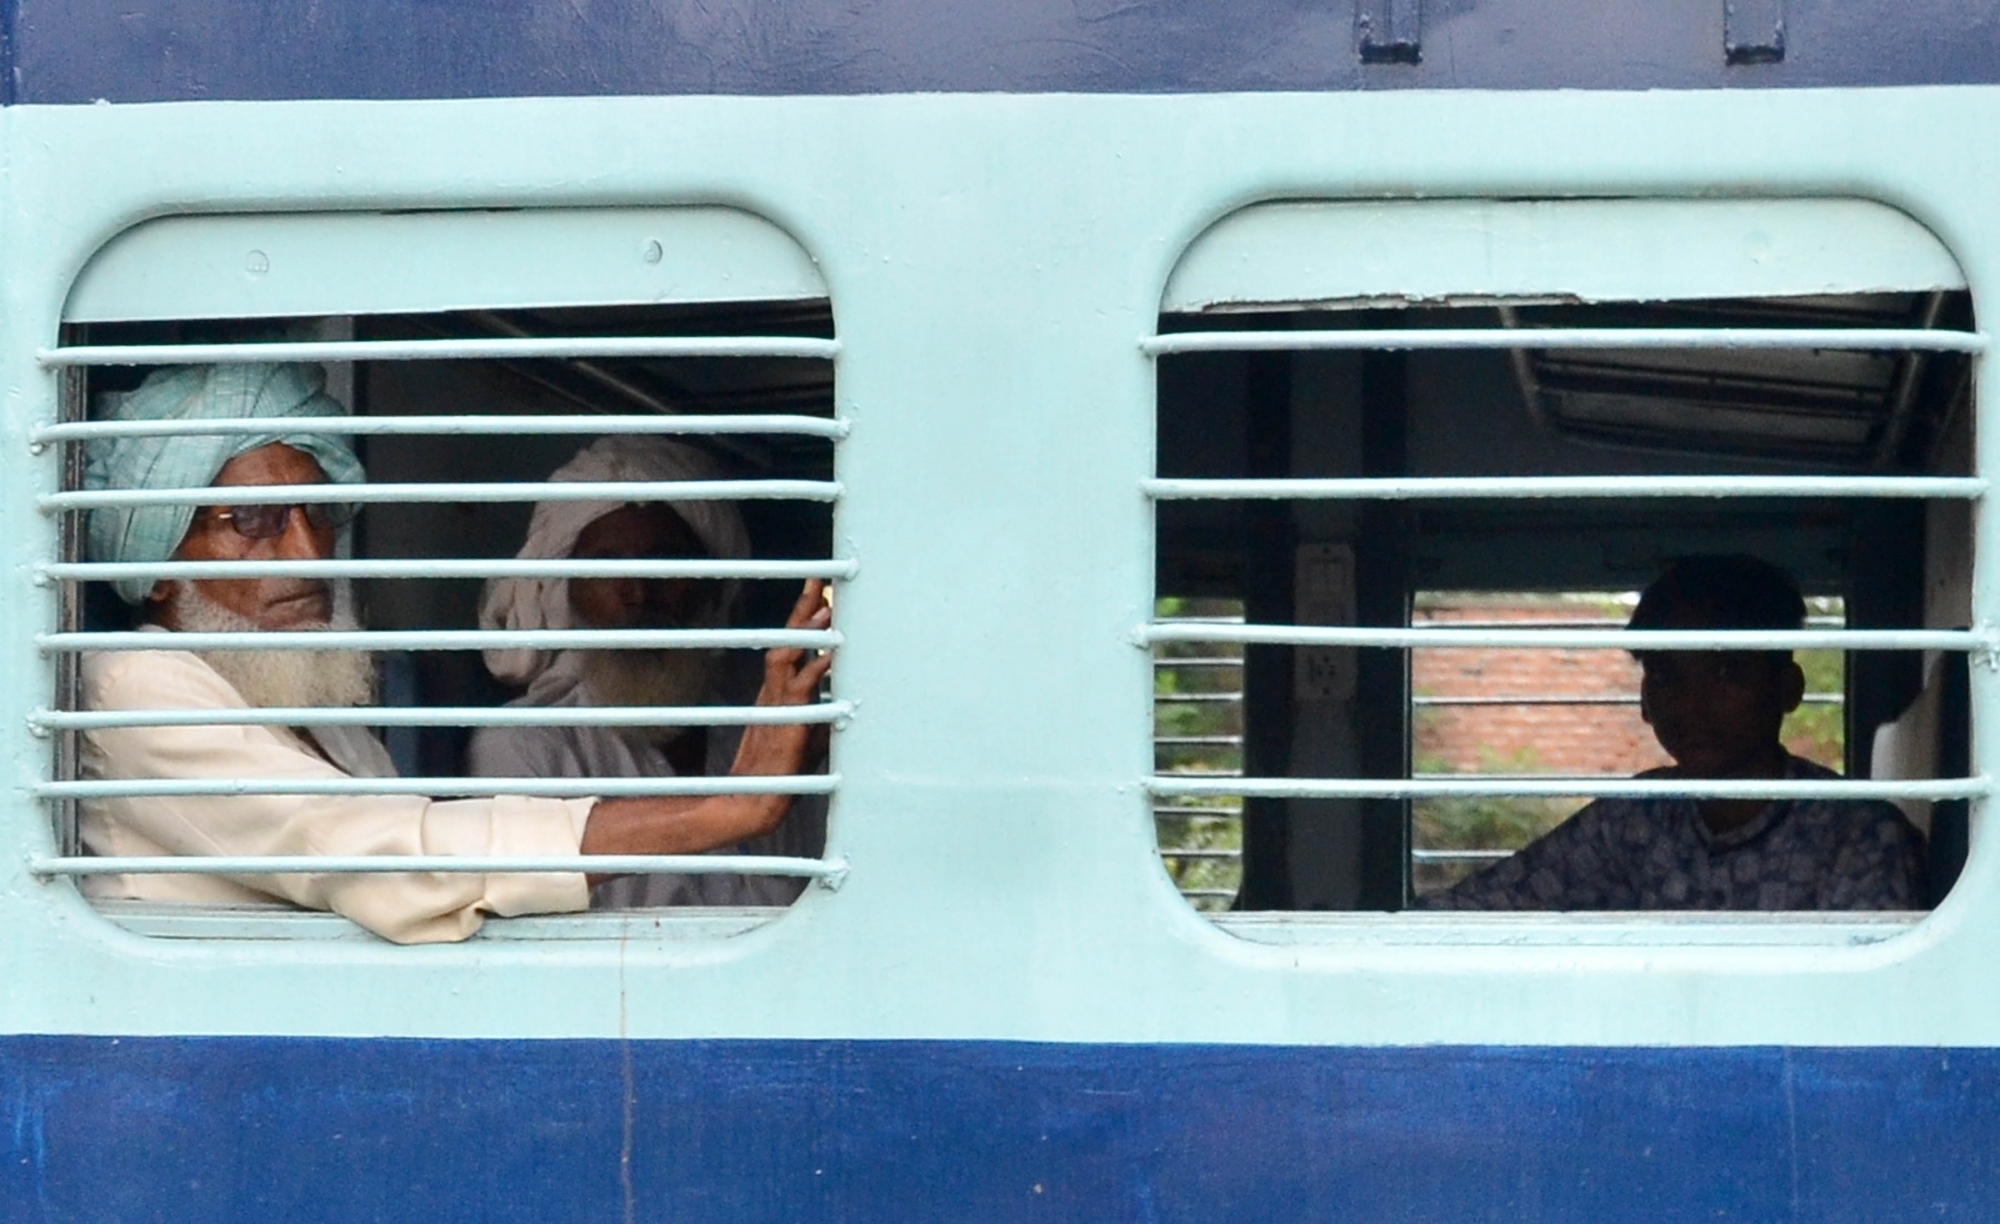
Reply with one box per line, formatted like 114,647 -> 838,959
1,91 -> 1999,1046
6,1037 -> 1999,1223
6,0 -> 2000,104
1,55 -> 1998,1223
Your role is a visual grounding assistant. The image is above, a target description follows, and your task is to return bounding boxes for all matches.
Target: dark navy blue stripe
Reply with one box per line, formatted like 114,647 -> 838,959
4,1036 -> 1998,1222
9,0 -> 2000,104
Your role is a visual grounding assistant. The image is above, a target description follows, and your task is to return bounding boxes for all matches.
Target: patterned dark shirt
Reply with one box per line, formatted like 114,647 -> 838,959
1425,756 -> 1927,911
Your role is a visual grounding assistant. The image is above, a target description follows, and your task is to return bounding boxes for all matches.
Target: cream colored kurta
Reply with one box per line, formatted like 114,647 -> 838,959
78,647 -> 595,944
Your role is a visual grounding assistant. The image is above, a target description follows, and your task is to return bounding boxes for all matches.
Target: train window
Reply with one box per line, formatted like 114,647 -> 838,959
34,209 -> 848,943
1150,199 -> 1979,929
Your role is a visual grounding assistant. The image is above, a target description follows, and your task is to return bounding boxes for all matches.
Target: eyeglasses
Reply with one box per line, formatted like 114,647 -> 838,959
204,502 -> 356,541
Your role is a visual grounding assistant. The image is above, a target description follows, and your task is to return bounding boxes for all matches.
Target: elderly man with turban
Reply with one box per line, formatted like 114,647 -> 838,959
470,436 -> 826,909
77,363 -> 831,944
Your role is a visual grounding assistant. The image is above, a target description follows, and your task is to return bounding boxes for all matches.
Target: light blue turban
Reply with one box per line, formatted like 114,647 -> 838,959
84,363 -> 367,605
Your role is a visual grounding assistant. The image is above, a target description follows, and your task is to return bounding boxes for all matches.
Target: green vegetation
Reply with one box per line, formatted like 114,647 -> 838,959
1783,647 -> 1844,769
1409,745 -> 1581,895
1153,596 -> 1244,911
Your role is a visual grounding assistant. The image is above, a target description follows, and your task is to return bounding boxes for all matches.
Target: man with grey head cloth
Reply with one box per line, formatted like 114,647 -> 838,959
77,363 -> 831,944
470,435 -> 827,909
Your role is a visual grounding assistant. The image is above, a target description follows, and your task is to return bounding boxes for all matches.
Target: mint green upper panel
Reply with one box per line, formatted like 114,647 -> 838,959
63,207 -> 827,321
1163,198 -> 1967,312
1,88 -> 1997,1049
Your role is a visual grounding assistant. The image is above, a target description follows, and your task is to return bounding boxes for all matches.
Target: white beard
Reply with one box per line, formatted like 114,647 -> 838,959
172,581 -> 378,710
577,648 -> 719,748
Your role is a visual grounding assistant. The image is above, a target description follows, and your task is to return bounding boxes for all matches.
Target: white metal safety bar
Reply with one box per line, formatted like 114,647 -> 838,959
31,854 -> 846,880
1434,770 -> 1794,783
1414,693 -> 1842,706
37,336 -> 842,367
1150,776 -> 1990,801
31,413 -> 850,444
40,627 -> 840,653
1144,475 -> 1987,500
1140,624 -> 1981,651
39,774 -> 839,800
40,558 -> 858,583
1141,327 -> 1988,356
43,479 -> 840,512
1427,616 -> 1844,630
31,701 -> 855,732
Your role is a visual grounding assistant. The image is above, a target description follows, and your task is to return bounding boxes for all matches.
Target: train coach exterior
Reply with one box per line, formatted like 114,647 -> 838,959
5,3 -> 2000,1221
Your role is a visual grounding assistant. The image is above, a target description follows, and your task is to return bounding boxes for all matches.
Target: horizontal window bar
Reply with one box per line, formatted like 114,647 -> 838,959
1141,327 -> 1987,357
1154,692 -> 1243,704
32,414 -> 850,444
38,774 -> 838,800
38,336 -> 841,368
1413,694 -> 1843,707
41,627 -> 839,653
1141,624 -> 1981,651
1144,475 -> 1987,500
1153,805 -> 1244,818
1419,619 -> 1623,629
1150,776 -> 1989,801
41,558 -> 857,584
1416,694 -> 1636,707
1156,735 -> 1244,747
1176,888 -> 1242,899
32,853 -> 843,878
1411,849 -> 1515,863
43,479 -> 840,513
1414,771 -> 1647,782
1152,657 -> 1243,668
1157,848 -> 1243,860
31,701 -> 854,732
1415,617 -> 1841,629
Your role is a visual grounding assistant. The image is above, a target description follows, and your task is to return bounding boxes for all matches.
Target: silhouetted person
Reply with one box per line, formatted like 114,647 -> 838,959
1428,555 -> 1925,910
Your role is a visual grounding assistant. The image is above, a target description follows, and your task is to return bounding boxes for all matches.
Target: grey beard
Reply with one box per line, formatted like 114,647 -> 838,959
577,648 -> 719,748
172,581 -> 378,710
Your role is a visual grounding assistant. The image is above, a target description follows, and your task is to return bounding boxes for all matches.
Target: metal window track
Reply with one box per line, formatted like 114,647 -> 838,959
1142,326 -> 1987,357
1151,776 -> 1989,801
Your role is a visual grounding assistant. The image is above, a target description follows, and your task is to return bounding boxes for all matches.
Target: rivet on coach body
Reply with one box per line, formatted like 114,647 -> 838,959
641,239 -> 664,264
245,250 -> 270,275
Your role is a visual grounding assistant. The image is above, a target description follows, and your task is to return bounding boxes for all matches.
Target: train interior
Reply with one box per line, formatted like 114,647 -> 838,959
1153,292 -> 1976,913
66,300 -> 838,888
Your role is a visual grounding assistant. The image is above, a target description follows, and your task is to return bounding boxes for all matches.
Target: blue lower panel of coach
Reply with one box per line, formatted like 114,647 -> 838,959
4,1037 -> 1996,1223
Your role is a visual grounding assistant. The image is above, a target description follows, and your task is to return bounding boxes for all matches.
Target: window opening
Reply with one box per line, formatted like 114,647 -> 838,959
1151,291 -> 1978,920
36,296 -> 848,942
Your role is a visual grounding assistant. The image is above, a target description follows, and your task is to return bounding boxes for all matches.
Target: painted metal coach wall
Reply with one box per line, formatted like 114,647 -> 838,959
0,89 -> 1994,1053
8,0 -> 2000,101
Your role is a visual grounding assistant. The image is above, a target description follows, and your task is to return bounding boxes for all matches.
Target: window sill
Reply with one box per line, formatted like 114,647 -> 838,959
1210,909 -> 1925,948
94,899 -> 784,942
